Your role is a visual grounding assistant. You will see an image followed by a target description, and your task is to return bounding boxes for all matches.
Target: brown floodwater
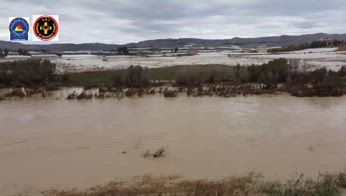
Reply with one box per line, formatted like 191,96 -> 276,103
0,93 -> 346,194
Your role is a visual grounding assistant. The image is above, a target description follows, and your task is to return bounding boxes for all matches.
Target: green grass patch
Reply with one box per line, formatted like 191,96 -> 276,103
65,64 -> 235,86
64,70 -> 117,86
149,64 -> 234,80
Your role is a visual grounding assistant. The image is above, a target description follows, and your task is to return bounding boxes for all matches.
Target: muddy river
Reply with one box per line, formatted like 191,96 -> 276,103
1,94 -> 346,194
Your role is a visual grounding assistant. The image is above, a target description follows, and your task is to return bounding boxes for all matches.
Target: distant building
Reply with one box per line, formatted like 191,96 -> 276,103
242,48 -> 258,53
256,48 -> 268,53
181,43 -> 199,55
187,48 -> 198,55
319,37 -> 335,45
215,45 -> 242,51
182,43 -> 197,49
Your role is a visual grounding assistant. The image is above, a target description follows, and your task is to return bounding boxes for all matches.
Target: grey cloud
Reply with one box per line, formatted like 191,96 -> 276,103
0,0 -> 345,43
293,21 -> 321,29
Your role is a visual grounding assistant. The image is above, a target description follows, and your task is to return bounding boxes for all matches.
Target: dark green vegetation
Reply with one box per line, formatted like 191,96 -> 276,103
65,59 -> 346,98
112,65 -> 150,87
0,59 -> 66,88
116,46 -> 129,55
17,48 -> 31,56
268,40 -> 346,53
64,64 -> 235,86
288,66 -> 346,97
1,59 -> 346,98
42,173 -> 346,196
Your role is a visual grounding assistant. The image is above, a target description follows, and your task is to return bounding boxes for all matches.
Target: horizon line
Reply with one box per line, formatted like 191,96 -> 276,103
1,32 -> 345,46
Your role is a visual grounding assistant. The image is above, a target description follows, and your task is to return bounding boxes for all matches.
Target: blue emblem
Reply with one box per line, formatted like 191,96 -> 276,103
9,17 -> 29,41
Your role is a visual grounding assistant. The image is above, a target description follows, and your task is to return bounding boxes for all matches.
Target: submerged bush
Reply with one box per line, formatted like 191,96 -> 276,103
163,88 -> 177,97
77,91 -> 93,100
4,89 -> 27,98
288,68 -> 345,97
173,59 -> 345,97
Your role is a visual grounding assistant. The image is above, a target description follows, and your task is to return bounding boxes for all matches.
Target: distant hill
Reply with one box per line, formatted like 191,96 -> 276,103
126,33 -> 346,48
1,33 -> 346,51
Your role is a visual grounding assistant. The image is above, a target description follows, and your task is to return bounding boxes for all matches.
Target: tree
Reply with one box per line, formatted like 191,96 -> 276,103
235,64 -> 241,83
17,48 -> 30,56
0,49 -> 9,58
117,47 -> 129,55
339,66 -> 346,77
112,70 -> 126,87
239,67 -> 250,83
309,68 -> 327,84
175,67 -> 206,87
125,65 -> 149,87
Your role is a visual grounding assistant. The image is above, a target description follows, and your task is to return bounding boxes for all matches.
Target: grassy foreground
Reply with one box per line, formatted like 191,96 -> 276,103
41,173 -> 346,196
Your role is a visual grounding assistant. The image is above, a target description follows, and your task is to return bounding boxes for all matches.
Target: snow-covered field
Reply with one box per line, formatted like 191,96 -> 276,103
2,48 -> 346,72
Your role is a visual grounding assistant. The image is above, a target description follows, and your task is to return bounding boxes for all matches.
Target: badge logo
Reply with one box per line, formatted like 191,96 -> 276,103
33,15 -> 59,41
9,17 -> 29,41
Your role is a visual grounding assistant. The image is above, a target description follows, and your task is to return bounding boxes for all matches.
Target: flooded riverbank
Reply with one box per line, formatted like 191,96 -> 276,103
1,95 -> 346,194
2,48 -> 346,73
51,48 -> 346,72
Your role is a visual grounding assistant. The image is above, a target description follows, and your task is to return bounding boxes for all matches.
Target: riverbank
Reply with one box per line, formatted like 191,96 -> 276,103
1,59 -> 346,101
37,173 -> 346,196
0,85 -> 281,101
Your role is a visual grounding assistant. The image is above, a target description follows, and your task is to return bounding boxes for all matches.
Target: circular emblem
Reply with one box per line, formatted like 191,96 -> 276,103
33,16 -> 59,41
9,17 -> 29,40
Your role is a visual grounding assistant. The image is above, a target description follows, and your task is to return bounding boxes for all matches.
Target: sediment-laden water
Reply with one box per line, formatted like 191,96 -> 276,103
0,94 -> 346,194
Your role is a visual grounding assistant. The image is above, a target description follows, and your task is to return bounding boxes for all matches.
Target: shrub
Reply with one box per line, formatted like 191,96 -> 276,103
175,67 -> 207,86
112,65 -> 150,88
0,59 -> 59,87
163,89 -> 177,97
175,67 -> 235,86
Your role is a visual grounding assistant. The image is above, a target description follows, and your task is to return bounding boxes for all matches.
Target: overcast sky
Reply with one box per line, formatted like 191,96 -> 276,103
0,0 -> 346,44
